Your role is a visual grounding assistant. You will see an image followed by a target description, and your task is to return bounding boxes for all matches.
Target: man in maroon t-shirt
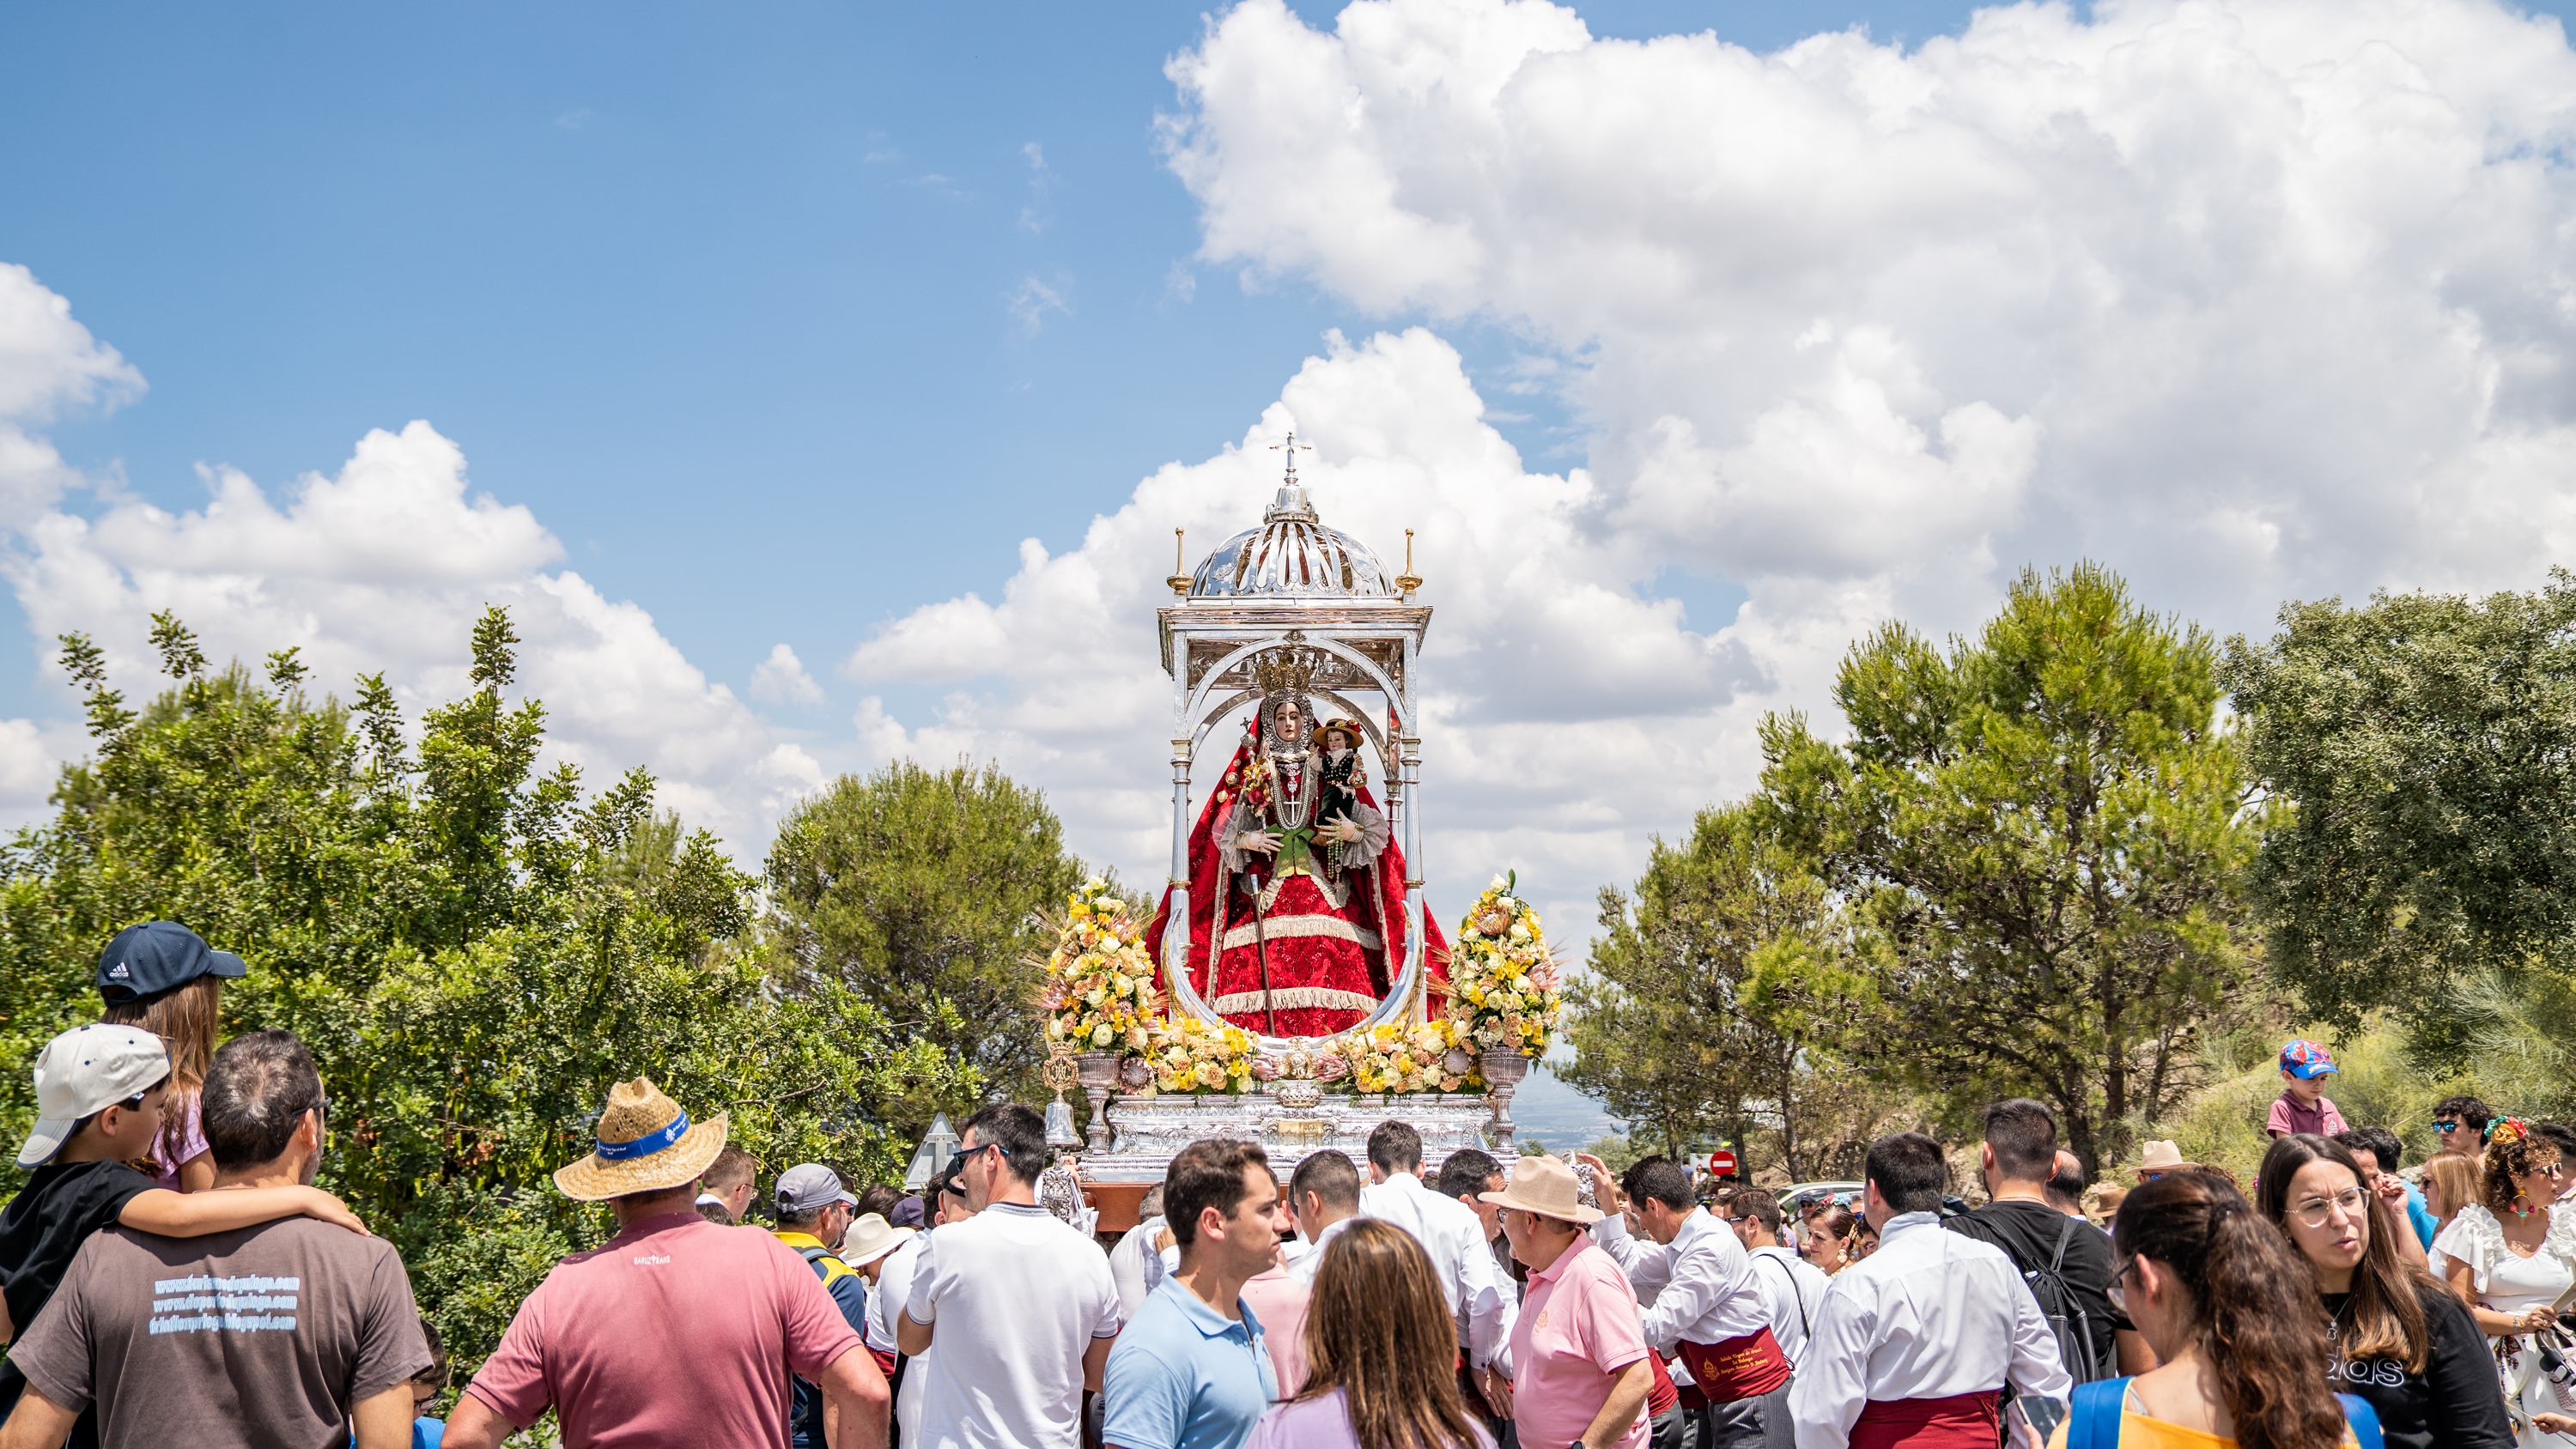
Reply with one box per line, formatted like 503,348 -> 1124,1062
440,1078 -> 888,1449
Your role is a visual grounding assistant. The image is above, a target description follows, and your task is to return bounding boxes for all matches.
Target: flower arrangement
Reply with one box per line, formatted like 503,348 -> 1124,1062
1039,878 -> 1164,1053
1037,880 -> 1258,1094
1445,871 -> 1564,1058
1339,1019 -> 1484,1094
1144,1015 -> 1259,1096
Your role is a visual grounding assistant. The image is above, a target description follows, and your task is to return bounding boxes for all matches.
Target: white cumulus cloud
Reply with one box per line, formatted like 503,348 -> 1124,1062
1162,0 -> 2576,629
751,643 -> 827,707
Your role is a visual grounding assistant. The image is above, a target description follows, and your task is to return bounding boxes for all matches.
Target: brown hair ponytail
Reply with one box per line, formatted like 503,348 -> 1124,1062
2117,1170 -> 2348,1449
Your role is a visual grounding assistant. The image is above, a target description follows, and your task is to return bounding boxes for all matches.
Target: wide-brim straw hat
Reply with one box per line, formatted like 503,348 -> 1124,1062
840,1212 -> 915,1268
1479,1151 -> 1604,1226
2133,1139 -> 2201,1179
553,1076 -> 730,1202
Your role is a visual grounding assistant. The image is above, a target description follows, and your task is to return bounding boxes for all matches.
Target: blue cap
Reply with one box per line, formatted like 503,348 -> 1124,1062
97,921 -> 247,1005
2280,1038 -> 2338,1080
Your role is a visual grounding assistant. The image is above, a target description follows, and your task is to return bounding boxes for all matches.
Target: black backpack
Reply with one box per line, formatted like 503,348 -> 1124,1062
2019,1216 -> 2106,1385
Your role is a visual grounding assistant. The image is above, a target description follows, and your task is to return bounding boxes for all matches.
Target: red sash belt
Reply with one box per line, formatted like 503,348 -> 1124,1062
1676,1325 -> 1792,1403
1645,1351 -> 1679,1416
869,1347 -> 898,1381
1847,1392 -> 2002,1449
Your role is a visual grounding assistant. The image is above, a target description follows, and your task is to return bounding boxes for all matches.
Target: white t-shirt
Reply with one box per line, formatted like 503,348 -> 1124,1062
905,1200 -> 1122,1449
873,1232 -> 934,1443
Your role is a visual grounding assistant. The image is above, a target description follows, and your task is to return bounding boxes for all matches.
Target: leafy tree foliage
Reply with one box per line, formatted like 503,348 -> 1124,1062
1761,564 -> 2255,1175
1563,803 -> 1891,1178
0,610 -> 967,1366
2222,574 -> 2576,1053
764,761 -> 1085,1107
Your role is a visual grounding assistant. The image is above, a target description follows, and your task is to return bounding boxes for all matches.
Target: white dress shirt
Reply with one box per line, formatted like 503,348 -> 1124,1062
1787,1211 -> 2070,1449
1286,1214 -> 1357,1286
1358,1170 -> 1517,1371
1748,1245 -> 1831,1361
1595,1214 -> 1676,1304
1592,1208 -> 1772,1352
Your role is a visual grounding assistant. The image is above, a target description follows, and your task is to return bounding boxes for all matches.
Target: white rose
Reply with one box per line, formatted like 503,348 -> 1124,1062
1091,1024 -> 1114,1047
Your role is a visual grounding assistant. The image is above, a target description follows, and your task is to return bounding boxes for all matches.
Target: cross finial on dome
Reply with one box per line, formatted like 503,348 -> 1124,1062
1263,433 -> 1319,524
1270,431 -> 1312,486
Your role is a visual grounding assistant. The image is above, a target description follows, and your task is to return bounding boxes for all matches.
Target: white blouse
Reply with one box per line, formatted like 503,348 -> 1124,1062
2433,1202 -> 2576,1300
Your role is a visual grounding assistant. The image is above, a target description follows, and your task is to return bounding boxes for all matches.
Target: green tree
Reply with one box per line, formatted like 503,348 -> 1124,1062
2221,573 -> 2576,1054
1563,803 -> 1888,1178
1761,563 -> 2255,1174
0,609 -> 969,1367
764,761 -> 1086,1108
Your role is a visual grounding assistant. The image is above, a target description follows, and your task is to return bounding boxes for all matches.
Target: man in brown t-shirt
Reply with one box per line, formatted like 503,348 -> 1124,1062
0,1031 -> 428,1449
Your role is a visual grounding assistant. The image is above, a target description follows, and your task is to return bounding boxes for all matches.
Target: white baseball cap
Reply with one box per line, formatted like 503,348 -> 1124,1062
18,1024 -> 169,1168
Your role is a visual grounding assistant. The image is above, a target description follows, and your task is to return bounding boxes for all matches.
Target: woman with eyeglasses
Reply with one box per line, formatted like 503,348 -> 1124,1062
2430,1119 -> 2576,1445
2063,1168 -> 2362,1448
2255,1135 -> 2514,1449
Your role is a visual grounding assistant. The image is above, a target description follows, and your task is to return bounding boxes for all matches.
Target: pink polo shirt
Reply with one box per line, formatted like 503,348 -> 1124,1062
464,1210 -> 864,1448
1510,1234 -> 1650,1449
1240,1265 -> 1311,1397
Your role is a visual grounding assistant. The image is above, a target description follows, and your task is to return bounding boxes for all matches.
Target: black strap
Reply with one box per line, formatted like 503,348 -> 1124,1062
2047,1215 -> 2076,1275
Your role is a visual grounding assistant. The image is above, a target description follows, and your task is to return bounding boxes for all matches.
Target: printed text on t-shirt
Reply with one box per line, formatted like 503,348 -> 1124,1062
149,1272 -> 301,1335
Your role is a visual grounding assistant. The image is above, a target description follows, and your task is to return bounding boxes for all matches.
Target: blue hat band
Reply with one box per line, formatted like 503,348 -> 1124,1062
597,1110 -> 690,1161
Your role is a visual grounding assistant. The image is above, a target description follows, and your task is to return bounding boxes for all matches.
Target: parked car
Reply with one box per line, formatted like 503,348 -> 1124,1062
1777,1180 -> 1863,1214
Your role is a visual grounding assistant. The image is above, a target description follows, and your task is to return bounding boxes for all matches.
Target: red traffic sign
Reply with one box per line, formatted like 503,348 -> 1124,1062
1707,1149 -> 1740,1178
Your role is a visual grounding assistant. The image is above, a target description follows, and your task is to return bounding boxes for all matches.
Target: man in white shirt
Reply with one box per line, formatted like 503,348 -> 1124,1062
1787,1132 -> 2069,1449
898,1106 -> 1122,1449
1355,1124 -> 1516,1417
1108,1185 -> 1170,1322
1284,1149 -> 1361,1286
874,1166 -> 968,1447
1716,1187 -> 1827,1362
1580,1155 -> 1789,1449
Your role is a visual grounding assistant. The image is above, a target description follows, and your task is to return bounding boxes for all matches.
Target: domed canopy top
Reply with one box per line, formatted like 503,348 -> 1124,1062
1188,472 -> 1394,600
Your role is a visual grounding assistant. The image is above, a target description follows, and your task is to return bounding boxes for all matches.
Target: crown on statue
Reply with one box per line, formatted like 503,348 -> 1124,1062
1254,648 -> 1318,696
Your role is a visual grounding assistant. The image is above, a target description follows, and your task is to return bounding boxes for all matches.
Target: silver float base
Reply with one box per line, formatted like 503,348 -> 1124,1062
1083,1088 -> 1513,1185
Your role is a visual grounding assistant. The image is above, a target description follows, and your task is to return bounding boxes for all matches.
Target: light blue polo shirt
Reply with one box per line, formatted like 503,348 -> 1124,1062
1101,1274 -> 1279,1449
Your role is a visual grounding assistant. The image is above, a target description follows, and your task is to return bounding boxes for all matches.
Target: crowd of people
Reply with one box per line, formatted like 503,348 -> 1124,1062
6,929 -> 2576,1449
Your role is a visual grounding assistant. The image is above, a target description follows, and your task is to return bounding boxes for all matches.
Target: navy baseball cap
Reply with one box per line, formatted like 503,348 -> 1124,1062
97,921 -> 247,1005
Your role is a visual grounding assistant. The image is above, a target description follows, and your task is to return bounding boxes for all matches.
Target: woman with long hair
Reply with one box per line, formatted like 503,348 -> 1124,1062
2423,1154 -> 2482,1286
2431,1119 -> 2576,1445
2053,1168 -> 2359,1448
1245,1218 -> 1491,1449
1799,1201 -> 1857,1275
2256,1135 -> 2512,1449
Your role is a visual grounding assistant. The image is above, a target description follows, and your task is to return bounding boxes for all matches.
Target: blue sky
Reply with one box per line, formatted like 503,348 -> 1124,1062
0,1 -> 2049,724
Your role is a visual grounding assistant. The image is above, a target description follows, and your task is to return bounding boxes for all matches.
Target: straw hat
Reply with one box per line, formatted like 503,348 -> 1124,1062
2133,1140 -> 2201,1181
1478,1152 -> 1604,1226
838,1212 -> 915,1269
552,1077 -> 730,1202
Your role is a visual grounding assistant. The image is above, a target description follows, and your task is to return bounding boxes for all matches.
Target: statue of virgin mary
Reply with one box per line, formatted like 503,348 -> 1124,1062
1150,693 -> 1422,1036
